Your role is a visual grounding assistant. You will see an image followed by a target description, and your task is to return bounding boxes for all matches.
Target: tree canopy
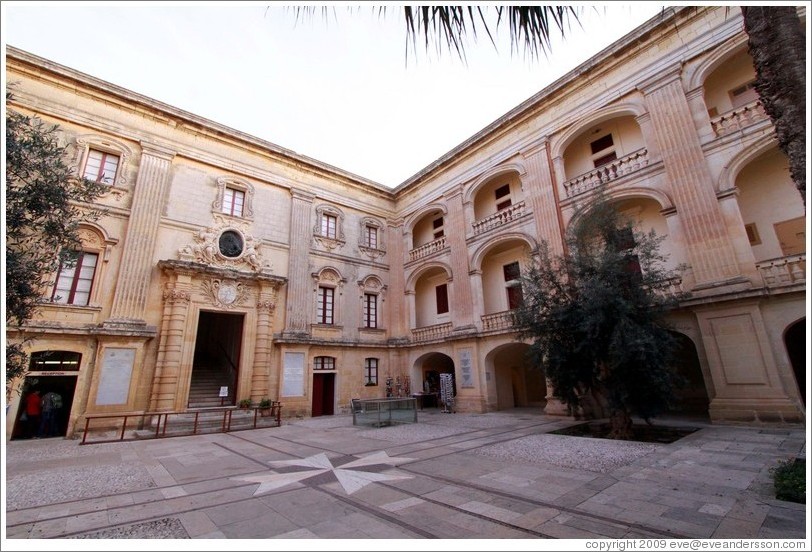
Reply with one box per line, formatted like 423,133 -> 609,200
514,198 -> 688,439
5,99 -> 106,386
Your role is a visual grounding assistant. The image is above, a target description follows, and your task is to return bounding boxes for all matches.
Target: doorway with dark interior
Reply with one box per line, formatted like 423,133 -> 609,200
189,311 -> 244,408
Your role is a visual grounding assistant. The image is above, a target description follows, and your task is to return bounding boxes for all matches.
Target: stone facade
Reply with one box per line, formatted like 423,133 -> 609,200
5,6 -> 806,439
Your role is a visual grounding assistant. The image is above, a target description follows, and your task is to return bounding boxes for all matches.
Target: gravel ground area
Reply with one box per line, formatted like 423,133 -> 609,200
6,462 -> 156,510
4,437 -> 124,463
475,433 -> 661,473
422,412 -> 533,429
69,518 -> 189,539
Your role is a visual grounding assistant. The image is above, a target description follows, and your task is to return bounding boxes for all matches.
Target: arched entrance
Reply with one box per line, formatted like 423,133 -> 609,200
12,351 -> 80,439
488,343 -> 546,410
413,352 -> 455,398
784,319 -> 805,406
669,332 -> 710,419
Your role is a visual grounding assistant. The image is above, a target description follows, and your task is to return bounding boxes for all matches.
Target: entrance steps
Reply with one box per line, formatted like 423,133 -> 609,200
188,364 -> 234,409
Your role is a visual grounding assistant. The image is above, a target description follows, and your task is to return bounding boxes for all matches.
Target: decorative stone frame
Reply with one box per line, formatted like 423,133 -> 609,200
74,134 -> 133,193
212,176 -> 255,220
49,223 -> 118,307
178,215 -> 268,272
358,275 -> 386,331
311,267 -> 346,327
313,204 -> 346,251
358,217 -> 386,260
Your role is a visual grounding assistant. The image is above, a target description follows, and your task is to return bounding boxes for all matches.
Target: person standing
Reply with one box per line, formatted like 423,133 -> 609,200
39,390 -> 63,437
23,389 -> 42,439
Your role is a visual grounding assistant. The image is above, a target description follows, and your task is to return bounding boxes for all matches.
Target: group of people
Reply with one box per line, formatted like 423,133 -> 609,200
20,388 -> 63,439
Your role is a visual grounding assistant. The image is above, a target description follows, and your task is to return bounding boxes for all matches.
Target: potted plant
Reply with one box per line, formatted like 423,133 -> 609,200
238,398 -> 252,409
259,398 -> 272,417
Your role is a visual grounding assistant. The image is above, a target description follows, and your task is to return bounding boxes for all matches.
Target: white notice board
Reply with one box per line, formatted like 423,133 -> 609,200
96,348 -> 135,405
282,352 -> 305,397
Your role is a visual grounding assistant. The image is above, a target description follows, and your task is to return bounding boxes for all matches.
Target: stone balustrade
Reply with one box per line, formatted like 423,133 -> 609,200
411,322 -> 453,342
563,148 -> 649,198
481,310 -> 516,331
710,100 -> 769,137
472,201 -> 526,235
408,236 -> 447,262
756,254 -> 806,288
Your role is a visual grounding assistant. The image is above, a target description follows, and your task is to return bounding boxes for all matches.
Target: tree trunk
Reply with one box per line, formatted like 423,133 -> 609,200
608,408 -> 633,440
742,6 -> 806,204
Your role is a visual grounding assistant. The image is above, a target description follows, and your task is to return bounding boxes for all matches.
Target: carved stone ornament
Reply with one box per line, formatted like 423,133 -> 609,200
178,216 -> 270,272
162,288 -> 191,304
201,278 -> 249,309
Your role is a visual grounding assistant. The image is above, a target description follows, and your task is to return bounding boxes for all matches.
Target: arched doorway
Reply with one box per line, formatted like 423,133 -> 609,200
488,343 -> 546,410
413,352 -> 455,399
669,332 -> 710,419
784,319 -> 806,406
12,351 -> 80,439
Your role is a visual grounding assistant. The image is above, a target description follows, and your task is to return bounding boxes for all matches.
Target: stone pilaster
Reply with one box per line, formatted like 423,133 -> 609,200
386,219 -> 406,337
284,189 -> 314,334
638,68 -> 742,287
443,188 -> 475,330
109,144 -> 175,324
150,285 -> 190,411
252,284 -> 279,400
522,138 -> 566,256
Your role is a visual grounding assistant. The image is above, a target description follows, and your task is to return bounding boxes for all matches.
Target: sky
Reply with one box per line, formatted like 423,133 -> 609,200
2,2 -> 672,187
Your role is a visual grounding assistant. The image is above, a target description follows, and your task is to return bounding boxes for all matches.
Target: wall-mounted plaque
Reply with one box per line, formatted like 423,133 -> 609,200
96,348 -> 135,405
282,352 -> 305,397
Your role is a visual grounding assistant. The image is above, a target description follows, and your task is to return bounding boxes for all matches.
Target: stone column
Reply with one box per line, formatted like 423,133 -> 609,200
252,283 -> 279,401
468,269 -> 485,330
284,189 -> 314,334
638,68 -> 742,287
109,143 -> 175,324
443,187 -> 476,331
150,285 -> 190,411
521,138 -> 566,256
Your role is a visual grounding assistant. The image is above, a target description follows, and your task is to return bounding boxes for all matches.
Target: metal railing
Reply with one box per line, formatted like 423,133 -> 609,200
80,402 -> 282,445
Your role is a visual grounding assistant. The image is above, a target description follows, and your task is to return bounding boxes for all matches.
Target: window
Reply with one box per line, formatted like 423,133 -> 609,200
221,187 -> 245,217
436,283 -> 449,315
316,286 -> 335,324
82,149 -> 120,184
51,252 -> 98,306
730,80 -> 758,109
612,227 -> 642,279
432,217 -> 445,239
365,225 -> 378,249
321,214 -> 337,239
503,261 -> 524,310
744,223 -> 761,246
590,134 -> 617,168
314,356 -> 335,371
363,293 -> 378,328
495,184 -> 512,211
774,217 -> 805,256
30,351 -> 81,372
364,358 -> 379,386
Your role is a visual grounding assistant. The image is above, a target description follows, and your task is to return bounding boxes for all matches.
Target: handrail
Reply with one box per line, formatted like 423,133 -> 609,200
80,402 -> 282,445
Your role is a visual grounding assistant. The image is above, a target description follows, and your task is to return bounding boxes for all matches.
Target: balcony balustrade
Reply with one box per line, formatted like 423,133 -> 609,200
472,201 -> 526,235
481,310 -> 516,331
408,236 -> 447,262
411,322 -> 453,342
756,254 -> 806,288
710,100 -> 769,137
563,148 -> 650,198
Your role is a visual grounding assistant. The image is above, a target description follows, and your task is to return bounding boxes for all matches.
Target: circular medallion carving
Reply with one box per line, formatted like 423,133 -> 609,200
218,230 -> 243,258
217,282 -> 238,305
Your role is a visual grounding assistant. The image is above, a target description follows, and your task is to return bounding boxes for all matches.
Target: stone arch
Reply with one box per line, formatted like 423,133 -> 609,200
405,261 -> 453,293
783,318 -> 806,407
565,187 -> 674,234
484,342 -> 544,410
411,351 -> 456,399
550,101 -> 648,159
403,202 -> 448,233
470,232 -> 537,271
685,34 -> 749,91
717,135 -> 781,193
463,161 -> 528,204
668,331 -> 711,418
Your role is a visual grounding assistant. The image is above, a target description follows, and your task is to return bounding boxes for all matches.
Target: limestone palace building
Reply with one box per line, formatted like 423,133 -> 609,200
4,6 -> 807,440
